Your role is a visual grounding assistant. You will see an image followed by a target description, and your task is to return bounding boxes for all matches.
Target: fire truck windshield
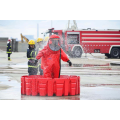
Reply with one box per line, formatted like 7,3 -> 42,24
43,32 -> 58,39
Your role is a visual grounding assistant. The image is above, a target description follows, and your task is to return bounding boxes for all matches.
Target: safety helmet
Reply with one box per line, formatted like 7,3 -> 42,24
48,34 -> 61,51
8,39 -> 12,42
37,38 -> 43,43
28,40 -> 35,45
44,36 -> 49,41
49,34 -> 60,39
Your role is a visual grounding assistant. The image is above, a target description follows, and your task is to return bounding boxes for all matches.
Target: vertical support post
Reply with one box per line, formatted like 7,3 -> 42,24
37,23 -> 39,38
51,20 -> 52,28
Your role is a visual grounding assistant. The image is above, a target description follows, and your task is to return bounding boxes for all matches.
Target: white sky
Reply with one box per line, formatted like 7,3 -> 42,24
0,20 -> 120,40
0,0 -> 120,41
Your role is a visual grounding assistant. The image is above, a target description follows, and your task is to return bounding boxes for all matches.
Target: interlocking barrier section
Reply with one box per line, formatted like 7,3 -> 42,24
21,75 -> 80,96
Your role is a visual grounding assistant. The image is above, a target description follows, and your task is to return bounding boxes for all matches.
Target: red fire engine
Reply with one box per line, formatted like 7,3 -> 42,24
43,21 -> 120,58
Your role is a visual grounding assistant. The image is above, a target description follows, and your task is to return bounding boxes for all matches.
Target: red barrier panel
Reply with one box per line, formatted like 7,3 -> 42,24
55,79 -> 64,96
78,76 -> 80,95
21,75 -> 80,96
25,77 -> 32,95
38,79 -> 48,96
21,75 -> 28,95
48,80 -> 53,96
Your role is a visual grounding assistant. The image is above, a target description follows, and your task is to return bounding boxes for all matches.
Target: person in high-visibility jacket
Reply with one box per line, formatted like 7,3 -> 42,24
27,40 -> 38,75
36,38 -> 43,75
35,34 -> 72,78
43,36 -> 49,46
7,39 -> 12,61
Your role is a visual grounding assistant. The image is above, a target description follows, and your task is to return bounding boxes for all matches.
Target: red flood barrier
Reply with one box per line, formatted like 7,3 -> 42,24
21,75 -> 80,96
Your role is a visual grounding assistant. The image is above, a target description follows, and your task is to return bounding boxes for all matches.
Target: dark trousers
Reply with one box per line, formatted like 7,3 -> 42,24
39,65 -> 43,75
28,67 -> 38,75
8,53 -> 11,60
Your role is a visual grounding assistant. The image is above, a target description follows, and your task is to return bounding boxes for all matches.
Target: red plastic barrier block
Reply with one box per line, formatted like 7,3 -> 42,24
21,76 -> 28,95
25,77 -> 32,95
56,84 -> 64,96
60,75 -> 70,96
75,77 -> 78,95
39,84 -> 47,88
32,78 -> 37,96
21,75 -> 80,96
53,80 -> 56,95
39,83 -> 47,96
55,79 -> 65,96
35,75 -> 41,94
48,80 -> 53,96
56,79 -> 64,84
56,84 -> 64,88
71,83 -> 76,88
38,78 -> 48,96
64,79 -> 69,96
70,85 -> 76,95
71,88 -> 76,95
70,78 -> 77,83
56,88 -> 63,96
78,76 -> 80,94
26,88 -> 31,96
39,88 -> 46,96
21,77 -> 25,94
69,76 -> 77,95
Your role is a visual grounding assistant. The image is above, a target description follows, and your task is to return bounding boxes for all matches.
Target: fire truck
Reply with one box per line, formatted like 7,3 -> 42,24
42,20 -> 120,58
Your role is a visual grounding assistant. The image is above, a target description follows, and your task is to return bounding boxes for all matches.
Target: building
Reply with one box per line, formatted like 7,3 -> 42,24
0,37 -> 8,51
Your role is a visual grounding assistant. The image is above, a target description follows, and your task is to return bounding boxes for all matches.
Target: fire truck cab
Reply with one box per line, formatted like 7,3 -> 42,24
42,28 -> 120,59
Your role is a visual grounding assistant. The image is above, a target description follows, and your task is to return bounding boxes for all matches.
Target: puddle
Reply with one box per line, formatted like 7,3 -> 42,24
79,75 -> 120,100
61,63 -> 120,73
62,63 -> 110,67
0,74 -> 20,100
80,86 -> 120,100
62,63 -> 107,67
80,75 -> 120,84
110,63 -> 120,66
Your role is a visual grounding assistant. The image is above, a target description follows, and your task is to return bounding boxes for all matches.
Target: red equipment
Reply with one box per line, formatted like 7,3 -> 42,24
36,42 -> 69,78
49,34 -> 60,39
44,28 -> 120,58
21,75 -> 80,96
8,39 -> 11,42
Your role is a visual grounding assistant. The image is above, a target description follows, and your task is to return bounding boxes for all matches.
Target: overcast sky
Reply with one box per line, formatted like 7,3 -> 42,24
0,20 -> 120,40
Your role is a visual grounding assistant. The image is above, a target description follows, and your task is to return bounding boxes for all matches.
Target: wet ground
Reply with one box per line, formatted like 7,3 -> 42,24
0,74 -> 20,100
0,51 -> 120,100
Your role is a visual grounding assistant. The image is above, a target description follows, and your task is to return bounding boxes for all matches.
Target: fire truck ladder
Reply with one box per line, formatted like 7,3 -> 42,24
67,20 -> 78,30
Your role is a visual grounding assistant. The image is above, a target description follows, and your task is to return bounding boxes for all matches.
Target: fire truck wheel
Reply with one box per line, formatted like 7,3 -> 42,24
73,47 -> 82,58
110,48 -> 120,58
105,53 -> 111,58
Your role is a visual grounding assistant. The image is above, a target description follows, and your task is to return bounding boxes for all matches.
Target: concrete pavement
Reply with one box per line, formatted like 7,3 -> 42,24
0,51 -> 120,100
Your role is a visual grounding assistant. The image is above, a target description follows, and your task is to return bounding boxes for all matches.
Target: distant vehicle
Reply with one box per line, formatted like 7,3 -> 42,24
42,21 -> 120,58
